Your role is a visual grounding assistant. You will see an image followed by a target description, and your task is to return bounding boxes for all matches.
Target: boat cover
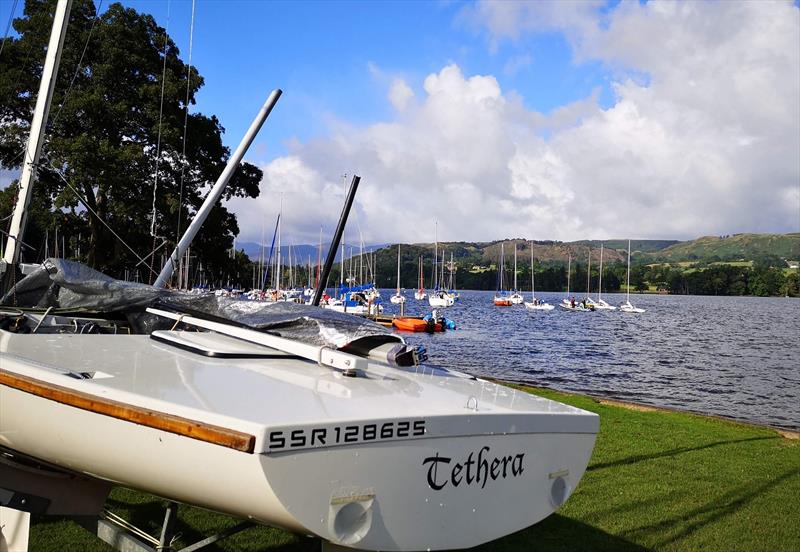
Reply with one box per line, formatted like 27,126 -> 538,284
0,259 -> 399,349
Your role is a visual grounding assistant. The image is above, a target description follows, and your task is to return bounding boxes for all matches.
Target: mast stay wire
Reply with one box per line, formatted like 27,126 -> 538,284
50,0 -> 104,128
173,0 -> 196,285
147,0 -> 171,282
48,159 -> 162,280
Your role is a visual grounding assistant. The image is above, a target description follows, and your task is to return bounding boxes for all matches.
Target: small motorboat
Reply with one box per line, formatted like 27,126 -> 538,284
392,317 -> 443,333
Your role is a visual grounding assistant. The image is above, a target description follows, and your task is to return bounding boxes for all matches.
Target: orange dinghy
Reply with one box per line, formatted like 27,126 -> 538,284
392,317 -> 443,332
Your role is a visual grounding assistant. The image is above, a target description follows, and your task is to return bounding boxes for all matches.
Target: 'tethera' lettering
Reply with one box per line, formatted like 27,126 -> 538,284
422,446 -> 525,491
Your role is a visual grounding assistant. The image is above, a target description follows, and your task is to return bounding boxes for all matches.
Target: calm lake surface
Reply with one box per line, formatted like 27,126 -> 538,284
380,290 -> 800,431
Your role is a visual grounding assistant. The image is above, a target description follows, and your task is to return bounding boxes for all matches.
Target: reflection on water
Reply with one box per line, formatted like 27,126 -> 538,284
383,290 -> 800,430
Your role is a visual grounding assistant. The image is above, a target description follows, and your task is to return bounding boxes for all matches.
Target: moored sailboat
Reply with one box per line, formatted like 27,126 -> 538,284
559,253 -> 592,312
620,239 -> 646,313
429,223 -> 454,308
525,243 -> 554,311
414,256 -> 427,300
494,243 -> 513,306
587,243 -> 616,311
509,243 -> 525,305
389,244 -> 405,304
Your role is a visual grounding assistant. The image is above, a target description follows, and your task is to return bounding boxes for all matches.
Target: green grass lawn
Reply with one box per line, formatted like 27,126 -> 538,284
29,387 -> 800,551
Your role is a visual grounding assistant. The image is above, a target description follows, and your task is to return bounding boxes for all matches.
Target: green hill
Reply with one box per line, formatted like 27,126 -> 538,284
649,233 -> 800,262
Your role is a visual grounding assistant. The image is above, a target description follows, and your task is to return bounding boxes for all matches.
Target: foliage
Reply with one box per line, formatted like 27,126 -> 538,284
0,0 -> 262,280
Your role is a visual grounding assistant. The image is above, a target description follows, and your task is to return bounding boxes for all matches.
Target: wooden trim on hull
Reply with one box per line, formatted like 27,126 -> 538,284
0,370 -> 256,453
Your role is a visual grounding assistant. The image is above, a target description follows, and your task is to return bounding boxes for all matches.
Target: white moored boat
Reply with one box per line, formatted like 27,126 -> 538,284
389,244 -> 405,304
525,242 -> 554,311
620,239 -> 646,314
509,244 -> 525,304
591,244 -> 617,310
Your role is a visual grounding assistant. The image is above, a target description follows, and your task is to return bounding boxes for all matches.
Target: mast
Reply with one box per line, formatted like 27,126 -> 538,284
626,239 -> 632,303
312,175 -> 360,306
433,221 -> 438,290
586,249 -> 591,298
499,243 -> 505,292
513,243 -> 518,292
530,243 -> 535,300
418,256 -> 424,293
599,243 -> 604,301
154,89 -> 281,287
395,244 -> 401,294
566,253 -> 571,296
277,194 -> 282,292
3,0 -> 72,266
440,250 -> 445,289
449,252 -> 454,291
316,227 -> 322,288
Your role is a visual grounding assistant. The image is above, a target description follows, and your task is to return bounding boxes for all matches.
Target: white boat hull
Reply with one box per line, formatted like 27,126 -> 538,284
428,294 -> 454,307
0,331 -> 598,551
525,302 -> 555,311
620,305 -> 645,313
389,294 -> 405,304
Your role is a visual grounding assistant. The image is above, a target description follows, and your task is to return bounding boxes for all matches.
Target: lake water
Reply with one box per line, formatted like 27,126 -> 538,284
379,290 -> 800,431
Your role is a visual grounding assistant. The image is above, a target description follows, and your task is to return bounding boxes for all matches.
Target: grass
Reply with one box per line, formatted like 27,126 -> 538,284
29,387 -> 800,551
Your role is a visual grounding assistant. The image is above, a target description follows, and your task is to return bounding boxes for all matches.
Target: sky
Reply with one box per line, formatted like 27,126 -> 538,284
2,0 -> 799,246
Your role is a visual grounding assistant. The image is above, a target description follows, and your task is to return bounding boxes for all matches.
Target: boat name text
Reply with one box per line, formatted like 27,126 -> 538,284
268,420 -> 426,452
423,446 -> 524,490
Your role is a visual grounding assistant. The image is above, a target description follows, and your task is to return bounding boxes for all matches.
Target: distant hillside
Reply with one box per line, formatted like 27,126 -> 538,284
235,234 -> 799,268
573,239 -> 679,253
370,239 -> 681,266
237,242 -> 390,264
649,233 -> 800,262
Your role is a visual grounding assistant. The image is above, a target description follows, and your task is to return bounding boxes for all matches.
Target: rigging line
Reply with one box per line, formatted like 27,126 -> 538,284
0,0 -> 19,59
175,0 -> 195,244
149,0 -> 171,239
51,0 -> 105,128
132,238 -> 170,268
48,161 -> 160,279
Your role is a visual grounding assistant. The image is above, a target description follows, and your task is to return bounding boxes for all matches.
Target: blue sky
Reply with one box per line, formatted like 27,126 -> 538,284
103,1 -> 614,157
2,1 -> 798,245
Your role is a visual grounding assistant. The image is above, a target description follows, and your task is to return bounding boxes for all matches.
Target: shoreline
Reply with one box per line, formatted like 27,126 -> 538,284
493,377 -> 800,439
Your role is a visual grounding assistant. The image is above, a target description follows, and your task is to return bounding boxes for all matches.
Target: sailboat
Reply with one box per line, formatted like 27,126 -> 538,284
389,244 -> 405,304
588,243 -> 617,310
493,243 -> 513,306
414,256 -> 426,300
559,253 -> 591,311
429,223 -> 453,307
525,243 -> 554,311
620,239 -> 646,313
508,243 -> 525,305
445,252 -> 459,302
0,4 -> 598,551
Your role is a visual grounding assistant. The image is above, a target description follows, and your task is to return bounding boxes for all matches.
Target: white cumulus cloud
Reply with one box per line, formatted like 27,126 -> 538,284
232,0 -> 800,245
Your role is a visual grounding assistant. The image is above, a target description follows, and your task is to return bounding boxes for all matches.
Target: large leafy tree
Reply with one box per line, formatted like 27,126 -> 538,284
0,0 -> 261,282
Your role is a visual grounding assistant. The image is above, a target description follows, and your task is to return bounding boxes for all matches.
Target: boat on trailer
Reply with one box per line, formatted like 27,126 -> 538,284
0,273 -> 598,550
0,3 -> 598,548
